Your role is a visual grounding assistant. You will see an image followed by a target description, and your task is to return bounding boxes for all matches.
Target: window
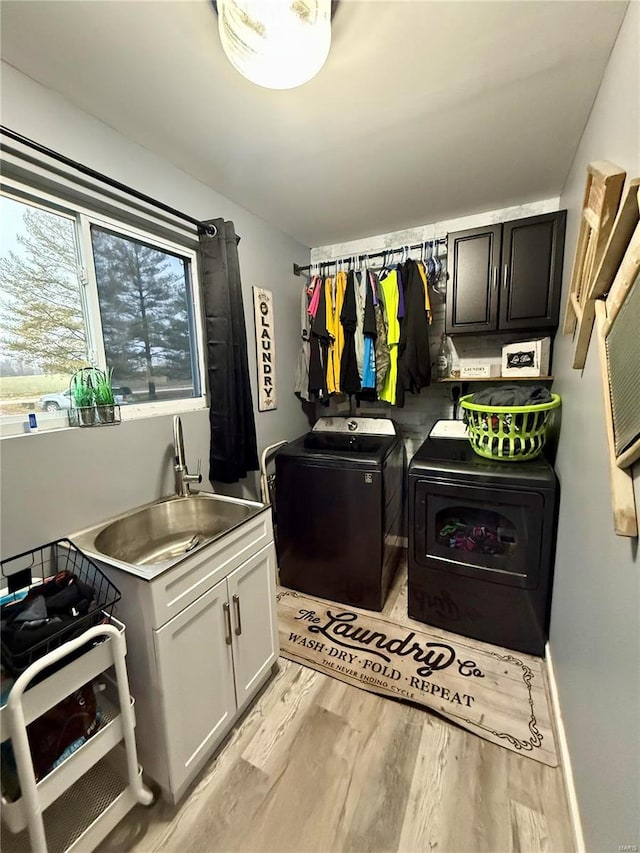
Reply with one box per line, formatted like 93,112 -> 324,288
90,225 -> 200,403
0,187 -> 205,433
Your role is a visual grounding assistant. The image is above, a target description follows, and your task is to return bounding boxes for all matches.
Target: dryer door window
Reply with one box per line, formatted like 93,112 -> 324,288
413,480 -> 543,588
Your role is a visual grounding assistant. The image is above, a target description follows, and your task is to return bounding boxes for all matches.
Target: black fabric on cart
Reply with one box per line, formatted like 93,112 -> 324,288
1,572 -> 96,669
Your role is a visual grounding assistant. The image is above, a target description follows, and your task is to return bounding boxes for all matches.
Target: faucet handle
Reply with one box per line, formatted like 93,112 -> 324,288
196,458 -> 203,484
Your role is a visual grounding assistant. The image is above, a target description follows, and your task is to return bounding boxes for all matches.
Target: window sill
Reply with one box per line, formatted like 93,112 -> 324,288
0,398 -> 207,439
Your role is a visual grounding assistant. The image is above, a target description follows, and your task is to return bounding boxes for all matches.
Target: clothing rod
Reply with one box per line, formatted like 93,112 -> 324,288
293,238 -> 447,277
1,126 -> 218,237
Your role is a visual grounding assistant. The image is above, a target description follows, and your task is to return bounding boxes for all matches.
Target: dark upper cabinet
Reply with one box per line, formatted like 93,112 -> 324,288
446,224 -> 502,334
446,211 -> 566,335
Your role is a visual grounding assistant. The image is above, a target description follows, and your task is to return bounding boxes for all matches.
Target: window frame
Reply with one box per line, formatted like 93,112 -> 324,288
0,178 -> 208,437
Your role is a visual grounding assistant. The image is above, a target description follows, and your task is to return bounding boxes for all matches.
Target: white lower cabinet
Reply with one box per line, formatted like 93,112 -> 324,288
96,515 -> 279,804
153,578 -> 237,798
228,546 -> 279,712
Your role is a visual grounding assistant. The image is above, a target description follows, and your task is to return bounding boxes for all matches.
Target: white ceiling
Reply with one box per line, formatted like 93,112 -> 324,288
0,1 -> 628,248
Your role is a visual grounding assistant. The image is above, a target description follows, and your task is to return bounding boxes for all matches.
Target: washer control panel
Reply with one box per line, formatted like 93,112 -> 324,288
312,417 -> 396,436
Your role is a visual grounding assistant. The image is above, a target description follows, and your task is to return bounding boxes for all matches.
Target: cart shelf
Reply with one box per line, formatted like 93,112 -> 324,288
1,749 -> 145,853
1,621 -> 153,853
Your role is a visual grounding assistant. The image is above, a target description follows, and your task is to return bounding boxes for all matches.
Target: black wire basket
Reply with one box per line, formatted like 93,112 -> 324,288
0,539 -> 121,677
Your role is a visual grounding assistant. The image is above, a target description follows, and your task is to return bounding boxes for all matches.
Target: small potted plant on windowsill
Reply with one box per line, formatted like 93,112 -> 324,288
71,370 -> 96,426
93,367 -> 116,424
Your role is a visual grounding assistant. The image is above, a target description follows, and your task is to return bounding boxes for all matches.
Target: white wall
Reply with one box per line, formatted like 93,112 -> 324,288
310,198 -> 560,264
0,63 -> 310,559
550,5 -> 639,851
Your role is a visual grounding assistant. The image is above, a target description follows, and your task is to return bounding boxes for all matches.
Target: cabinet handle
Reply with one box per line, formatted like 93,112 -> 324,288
233,594 -> 242,636
492,266 -> 498,290
223,602 -> 232,645
503,264 -> 509,290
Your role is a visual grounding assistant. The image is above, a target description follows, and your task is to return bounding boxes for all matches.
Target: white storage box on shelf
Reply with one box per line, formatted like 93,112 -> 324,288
0,621 -> 154,853
501,337 -> 551,377
452,338 -> 501,379
459,363 -> 501,379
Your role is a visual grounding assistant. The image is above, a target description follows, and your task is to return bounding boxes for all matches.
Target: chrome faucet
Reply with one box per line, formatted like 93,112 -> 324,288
173,415 -> 202,497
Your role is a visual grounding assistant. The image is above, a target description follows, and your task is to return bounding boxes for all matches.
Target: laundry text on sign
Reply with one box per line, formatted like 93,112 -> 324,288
253,287 -> 277,411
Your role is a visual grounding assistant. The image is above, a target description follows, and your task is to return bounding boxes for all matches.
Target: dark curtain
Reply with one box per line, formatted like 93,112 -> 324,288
199,219 -> 259,483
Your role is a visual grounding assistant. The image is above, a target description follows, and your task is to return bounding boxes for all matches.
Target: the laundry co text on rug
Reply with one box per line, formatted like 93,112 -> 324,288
290,607 -> 484,708
278,588 -> 558,766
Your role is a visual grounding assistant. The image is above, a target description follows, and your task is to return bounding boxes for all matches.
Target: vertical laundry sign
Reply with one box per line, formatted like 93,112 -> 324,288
253,287 -> 277,411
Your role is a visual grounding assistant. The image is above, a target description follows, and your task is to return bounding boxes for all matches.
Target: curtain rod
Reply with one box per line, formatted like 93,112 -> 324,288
0,126 -> 218,237
293,237 -> 448,277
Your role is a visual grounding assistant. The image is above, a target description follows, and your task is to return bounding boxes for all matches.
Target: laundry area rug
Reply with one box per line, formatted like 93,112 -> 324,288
277,587 -> 558,767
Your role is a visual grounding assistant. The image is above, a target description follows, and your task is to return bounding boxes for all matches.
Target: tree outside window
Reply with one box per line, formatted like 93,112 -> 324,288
0,193 -> 200,420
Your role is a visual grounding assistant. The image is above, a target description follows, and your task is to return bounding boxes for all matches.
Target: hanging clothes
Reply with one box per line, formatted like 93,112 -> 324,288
340,270 -> 361,394
293,278 -> 312,402
309,276 -> 330,400
417,262 -> 433,323
395,259 -> 431,407
294,242 -> 444,407
371,271 -> 390,395
379,268 -> 401,404
326,271 -> 347,394
308,274 -> 322,318
354,269 -> 367,379
396,264 -> 406,320
360,268 -> 377,391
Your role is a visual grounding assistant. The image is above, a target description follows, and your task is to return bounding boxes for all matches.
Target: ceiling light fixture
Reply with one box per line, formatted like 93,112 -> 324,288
217,0 -> 332,90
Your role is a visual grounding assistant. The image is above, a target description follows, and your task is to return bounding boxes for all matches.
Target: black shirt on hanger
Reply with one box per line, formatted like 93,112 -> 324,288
340,270 -> 361,395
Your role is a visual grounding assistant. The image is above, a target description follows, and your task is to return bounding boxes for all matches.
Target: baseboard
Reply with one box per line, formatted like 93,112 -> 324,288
545,642 -> 586,853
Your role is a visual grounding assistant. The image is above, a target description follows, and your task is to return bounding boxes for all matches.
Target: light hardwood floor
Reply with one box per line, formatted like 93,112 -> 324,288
99,565 -> 575,853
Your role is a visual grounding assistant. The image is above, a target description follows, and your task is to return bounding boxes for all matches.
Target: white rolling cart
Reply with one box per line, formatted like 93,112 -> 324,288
0,539 -> 154,853
1,622 -> 154,853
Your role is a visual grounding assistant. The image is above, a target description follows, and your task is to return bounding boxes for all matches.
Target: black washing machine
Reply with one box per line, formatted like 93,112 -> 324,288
276,417 -> 404,611
408,436 -> 558,656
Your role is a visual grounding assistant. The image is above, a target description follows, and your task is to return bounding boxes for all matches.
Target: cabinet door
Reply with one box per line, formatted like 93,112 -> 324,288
446,225 -> 501,334
499,211 -> 566,331
153,578 -> 236,798
227,543 -> 279,712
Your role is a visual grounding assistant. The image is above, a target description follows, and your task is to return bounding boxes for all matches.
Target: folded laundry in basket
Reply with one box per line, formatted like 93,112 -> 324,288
471,385 -> 553,407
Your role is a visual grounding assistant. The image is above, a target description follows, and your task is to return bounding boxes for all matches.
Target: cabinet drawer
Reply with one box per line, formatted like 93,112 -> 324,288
148,509 -> 273,628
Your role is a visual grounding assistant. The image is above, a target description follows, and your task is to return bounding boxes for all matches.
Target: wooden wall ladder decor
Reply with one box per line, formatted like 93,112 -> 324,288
563,161 -> 626,367
572,177 -> 640,368
595,184 -> 640,538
